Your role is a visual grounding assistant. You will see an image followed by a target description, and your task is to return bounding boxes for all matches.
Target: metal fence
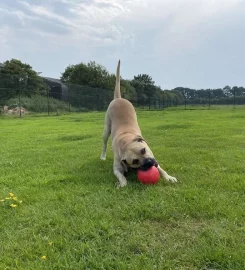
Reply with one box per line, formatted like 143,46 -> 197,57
0,74 -> 245,117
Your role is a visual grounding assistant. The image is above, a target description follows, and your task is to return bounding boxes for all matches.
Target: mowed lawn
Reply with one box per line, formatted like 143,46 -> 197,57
0,107 -> 244,270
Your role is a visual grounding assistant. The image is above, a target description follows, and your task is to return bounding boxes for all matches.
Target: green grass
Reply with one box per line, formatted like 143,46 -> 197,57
0,107 -> 244,269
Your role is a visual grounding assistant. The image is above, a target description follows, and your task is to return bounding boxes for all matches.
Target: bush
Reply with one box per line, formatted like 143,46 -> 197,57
6,95 -> 72,113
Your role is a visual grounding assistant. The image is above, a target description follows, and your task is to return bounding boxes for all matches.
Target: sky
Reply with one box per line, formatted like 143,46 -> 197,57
1,0 -> 245,89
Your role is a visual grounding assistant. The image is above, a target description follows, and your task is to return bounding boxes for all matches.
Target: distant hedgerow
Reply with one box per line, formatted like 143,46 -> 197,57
6,95 -> 73,113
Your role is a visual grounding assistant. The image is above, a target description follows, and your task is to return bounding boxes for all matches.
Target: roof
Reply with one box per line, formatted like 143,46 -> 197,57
41,76 -> 62,84
41,76 -> 68,91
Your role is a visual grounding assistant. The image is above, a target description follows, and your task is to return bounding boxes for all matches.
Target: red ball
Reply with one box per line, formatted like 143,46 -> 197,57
137,166 -> 160,185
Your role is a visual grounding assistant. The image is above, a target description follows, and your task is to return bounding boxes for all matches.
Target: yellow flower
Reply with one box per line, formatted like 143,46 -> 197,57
10,204 -> 17,208
9,192 -> 14,197
48,242 -> 53,246
13,197 -> 18,201
0,199 -> 5,202
19,200 -> 23,204
41,256 -> 47,260
5,197 -> 11,200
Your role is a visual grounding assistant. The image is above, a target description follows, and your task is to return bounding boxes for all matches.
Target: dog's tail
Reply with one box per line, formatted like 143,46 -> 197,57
114,60 -> 121,99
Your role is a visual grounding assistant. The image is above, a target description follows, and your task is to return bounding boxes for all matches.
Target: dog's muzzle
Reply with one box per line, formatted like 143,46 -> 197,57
139,158 -> 158,171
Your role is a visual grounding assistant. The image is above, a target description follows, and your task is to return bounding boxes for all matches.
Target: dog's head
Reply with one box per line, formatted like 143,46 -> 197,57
121,136 -> 158,170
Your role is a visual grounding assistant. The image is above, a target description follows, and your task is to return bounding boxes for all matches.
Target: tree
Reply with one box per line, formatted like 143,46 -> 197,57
171,89 -> 185,104
232,86 -> 245,96
121,79 -> 137,100
133,74 -> 155,85
0,59 -> 47,102
131,74 -> 157,101
60,65 -> 75,83
223,85 -> 232,97
61,61 -> 115,90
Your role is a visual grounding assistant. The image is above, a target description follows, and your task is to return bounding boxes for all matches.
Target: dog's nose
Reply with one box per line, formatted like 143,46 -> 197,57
140,158 -> 158,171
143,158 -> 154,167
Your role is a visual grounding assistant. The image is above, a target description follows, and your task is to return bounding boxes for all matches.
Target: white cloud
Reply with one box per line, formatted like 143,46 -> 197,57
1,0 -> 245,87
4,0 -> 240,51
19,1 -> 78,28
0,26 -> 9,49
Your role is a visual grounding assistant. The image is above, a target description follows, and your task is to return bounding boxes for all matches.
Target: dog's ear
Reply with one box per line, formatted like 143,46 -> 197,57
121,159 -> 127,164
121,153 -> 127,165
121,159 -> 128,170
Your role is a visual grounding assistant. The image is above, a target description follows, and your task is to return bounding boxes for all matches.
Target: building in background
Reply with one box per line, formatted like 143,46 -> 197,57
41,77 -> 68,101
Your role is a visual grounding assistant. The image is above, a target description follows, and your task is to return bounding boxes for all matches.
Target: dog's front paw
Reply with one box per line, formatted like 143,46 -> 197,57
167,176 -> 177,183
116,182 -> 127,189
115,178 -> 127,189
100,155 -> 106,160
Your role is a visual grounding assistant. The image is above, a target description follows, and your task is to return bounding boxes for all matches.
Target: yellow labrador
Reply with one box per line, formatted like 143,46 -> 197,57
101,60 -> 177,187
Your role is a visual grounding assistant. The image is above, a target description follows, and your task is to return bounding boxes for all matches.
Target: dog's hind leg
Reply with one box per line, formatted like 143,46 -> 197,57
100,120 -> 111,160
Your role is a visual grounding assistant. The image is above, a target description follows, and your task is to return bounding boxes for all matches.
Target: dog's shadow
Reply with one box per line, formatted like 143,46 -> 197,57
58,157 -> 146,188
48,156 -> 167,190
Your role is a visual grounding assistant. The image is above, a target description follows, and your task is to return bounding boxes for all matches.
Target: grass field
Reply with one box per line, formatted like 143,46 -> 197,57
0,107 -> 244,269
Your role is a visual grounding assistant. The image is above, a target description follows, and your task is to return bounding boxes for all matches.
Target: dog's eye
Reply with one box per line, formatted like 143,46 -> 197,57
132,159 -> 139,165
140,148 -> 146,155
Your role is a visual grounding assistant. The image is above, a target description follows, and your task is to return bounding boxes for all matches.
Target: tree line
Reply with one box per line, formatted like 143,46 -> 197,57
1,58 -> 245,106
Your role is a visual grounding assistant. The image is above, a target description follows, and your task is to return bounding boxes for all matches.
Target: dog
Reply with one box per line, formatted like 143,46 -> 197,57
100,60 -> 177,187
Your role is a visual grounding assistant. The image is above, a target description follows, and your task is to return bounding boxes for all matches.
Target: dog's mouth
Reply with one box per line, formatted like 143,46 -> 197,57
123,158 -> 158,171
139,158 -> 158,171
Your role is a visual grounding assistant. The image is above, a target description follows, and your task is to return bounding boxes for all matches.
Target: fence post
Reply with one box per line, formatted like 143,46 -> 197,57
47,87 -> 50,116
18,87 -> 22,118
68,80 -> 71,113
208,90 -> 211,109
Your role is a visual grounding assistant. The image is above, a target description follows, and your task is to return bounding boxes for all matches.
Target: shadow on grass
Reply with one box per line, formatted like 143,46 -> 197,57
59,134 -> 94,141
156,124 -> 191,130
44,156 -> 169,191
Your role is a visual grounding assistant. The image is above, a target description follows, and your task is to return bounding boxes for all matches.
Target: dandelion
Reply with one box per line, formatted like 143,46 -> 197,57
48,242 -> 53,246
1,193 -> 22,208
41,256 -> 47,260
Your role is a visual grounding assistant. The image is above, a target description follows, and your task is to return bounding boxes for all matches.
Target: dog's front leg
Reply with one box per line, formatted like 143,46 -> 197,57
113,159 -> 127,188
157,165 -> 177,183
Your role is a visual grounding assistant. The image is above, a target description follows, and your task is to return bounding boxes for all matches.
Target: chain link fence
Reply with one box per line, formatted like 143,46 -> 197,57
0,73 -> 245,117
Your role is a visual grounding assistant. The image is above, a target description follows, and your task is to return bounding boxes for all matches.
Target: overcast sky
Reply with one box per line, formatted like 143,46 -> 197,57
1,0 -> 245,89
